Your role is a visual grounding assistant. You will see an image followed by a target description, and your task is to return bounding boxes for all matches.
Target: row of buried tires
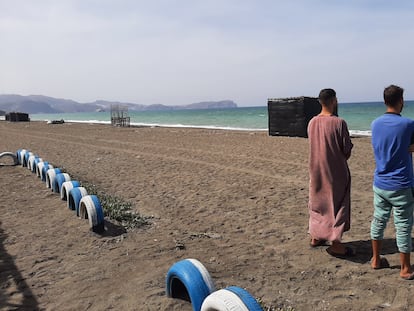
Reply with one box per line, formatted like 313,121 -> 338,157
166,258 -> 263,311
16,149 -> 105,233
15,149 -> 264,310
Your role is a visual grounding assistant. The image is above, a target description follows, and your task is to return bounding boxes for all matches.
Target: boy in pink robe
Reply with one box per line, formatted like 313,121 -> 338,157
308,88 -> 354,256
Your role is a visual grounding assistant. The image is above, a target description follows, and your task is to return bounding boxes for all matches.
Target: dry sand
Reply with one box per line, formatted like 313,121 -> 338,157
0,121 -> 413,311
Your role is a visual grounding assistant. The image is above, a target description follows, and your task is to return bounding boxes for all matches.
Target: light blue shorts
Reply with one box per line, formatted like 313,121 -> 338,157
371,186 -> 414,253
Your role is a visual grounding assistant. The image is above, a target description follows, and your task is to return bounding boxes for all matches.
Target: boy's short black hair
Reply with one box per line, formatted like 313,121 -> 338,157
319,88 -> 336,105
384,85 -> 404,107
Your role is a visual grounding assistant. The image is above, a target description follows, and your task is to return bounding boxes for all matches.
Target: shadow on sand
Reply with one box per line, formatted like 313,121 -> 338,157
0,221 -> 40,310
100,219 -> 127,237
331,238 -> 413,270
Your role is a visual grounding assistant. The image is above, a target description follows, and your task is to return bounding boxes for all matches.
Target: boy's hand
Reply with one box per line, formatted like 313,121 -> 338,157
409,144 -> 414,153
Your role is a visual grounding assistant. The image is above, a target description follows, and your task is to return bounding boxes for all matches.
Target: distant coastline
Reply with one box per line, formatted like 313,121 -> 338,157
0,94 -> 237,114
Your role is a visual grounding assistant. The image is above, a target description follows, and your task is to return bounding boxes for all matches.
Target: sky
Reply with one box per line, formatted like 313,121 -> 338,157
1,0 -> 414,106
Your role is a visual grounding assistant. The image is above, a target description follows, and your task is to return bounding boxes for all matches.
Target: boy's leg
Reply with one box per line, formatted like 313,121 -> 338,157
400,253 -> 414,279
391,188 -> 414,278
371,186 -> 392,268
371,240 -> 383,269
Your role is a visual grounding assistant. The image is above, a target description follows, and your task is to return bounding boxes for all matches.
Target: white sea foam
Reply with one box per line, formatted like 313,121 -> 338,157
35,116 -> 370,135
349,130 -> 371,137
129,122 -> 268,132
66,120 -> 369,135
65,120 -> 111,125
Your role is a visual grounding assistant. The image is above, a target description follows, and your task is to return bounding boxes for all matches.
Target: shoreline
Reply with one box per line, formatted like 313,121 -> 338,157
20,118 -> 373,136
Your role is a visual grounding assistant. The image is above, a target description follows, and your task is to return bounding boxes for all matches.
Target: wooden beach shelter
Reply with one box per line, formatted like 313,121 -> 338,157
267,97 -> 321,137
110,104 -> 130,127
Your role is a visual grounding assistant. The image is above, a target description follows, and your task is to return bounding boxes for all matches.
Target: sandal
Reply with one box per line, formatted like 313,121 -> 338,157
401,272 -> 414,280
310,239 -> 327,247
326,246 -> 356,258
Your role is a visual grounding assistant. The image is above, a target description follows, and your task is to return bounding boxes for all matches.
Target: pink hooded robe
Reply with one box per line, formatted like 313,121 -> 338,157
308,115 -> 353,242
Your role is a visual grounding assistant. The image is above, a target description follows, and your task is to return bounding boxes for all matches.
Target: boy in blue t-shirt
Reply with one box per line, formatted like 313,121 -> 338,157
371,84 -> 414,280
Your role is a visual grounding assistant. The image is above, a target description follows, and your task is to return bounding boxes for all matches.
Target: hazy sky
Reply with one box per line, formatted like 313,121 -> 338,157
1,0 -> 414,106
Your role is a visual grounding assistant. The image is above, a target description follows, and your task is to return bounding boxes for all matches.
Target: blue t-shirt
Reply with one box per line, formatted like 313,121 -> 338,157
372,113 -> 414,190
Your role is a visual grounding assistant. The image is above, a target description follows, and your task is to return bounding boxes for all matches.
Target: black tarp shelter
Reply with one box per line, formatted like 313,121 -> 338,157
267,97 -> 321,137
6,112 -> 30,122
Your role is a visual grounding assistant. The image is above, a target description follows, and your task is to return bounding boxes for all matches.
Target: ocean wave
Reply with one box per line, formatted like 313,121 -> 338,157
34,117 -> 371,135
349,130 -> 371,137
129,122 -> 268,132
34,117 -> 267,131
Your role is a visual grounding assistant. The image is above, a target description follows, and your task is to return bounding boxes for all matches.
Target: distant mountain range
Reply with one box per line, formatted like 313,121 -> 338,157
0,94 -> 238,114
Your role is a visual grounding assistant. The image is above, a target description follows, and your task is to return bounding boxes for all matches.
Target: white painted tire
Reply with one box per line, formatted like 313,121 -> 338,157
61,180 -> 81,201
23,151 -> 33,167
27,154 -> 36,171
16,149 -> 26,165
79,195 -> 105,233
0,152 -> 18,166
28,156 -> 42,172
41,163 -> 54,181
68,187 -> 88,214
33,157 -> 43,173
36,161 -> 47,178
17,149 -> 27,166
46,168 -> 61,189
52,173 -> 71,193
201,287 -> 263,311
166,259 -> 215,311
37,161 -> 45,178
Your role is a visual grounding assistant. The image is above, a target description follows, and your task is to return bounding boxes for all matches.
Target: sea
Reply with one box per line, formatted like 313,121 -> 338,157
30,101 -> 414,137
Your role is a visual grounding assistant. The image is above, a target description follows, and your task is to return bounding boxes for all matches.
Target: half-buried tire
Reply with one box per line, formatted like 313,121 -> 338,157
79,195 -> 105,233
46,168 -> 61,189
17,149 -> 27,166
37,161 -> 48,178
68,187 -> 88,215
33,157 -> 43,173
23,151 -> 33,167
0,152 -> 18,166
166,258 -> 216,311
41,163 -> 54,181
61,181 -> 81,201
200,286 -> 263,311
27,154 -> 36,171
28,155 -> 42,172
52,173 -> 71,193
16,149 -> 25,165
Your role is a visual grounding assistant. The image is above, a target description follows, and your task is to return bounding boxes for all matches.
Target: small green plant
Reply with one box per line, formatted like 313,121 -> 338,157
256,298 -> 296,311
82,182 -> 149,230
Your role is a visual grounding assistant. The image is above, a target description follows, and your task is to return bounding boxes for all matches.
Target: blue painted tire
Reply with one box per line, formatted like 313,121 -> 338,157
28,156 -> 41,173
27,154 -> 36,171
33,157 -> 43,173
52,173 -> 71,193
46,168 -> 62,189
16,149 -> 24,165
23,151 -> 33,167
79,195 -> 105,233
36,161 -> 48,178
68,187 -> 88,215
61,180 -> 81,201
18,149 -> 27,166
41,163 -> 54,181
166,259 -> 215,311
200,287 -> 263,311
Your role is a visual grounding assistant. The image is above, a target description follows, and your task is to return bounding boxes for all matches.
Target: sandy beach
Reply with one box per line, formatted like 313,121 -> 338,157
1,121 -> 413,311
